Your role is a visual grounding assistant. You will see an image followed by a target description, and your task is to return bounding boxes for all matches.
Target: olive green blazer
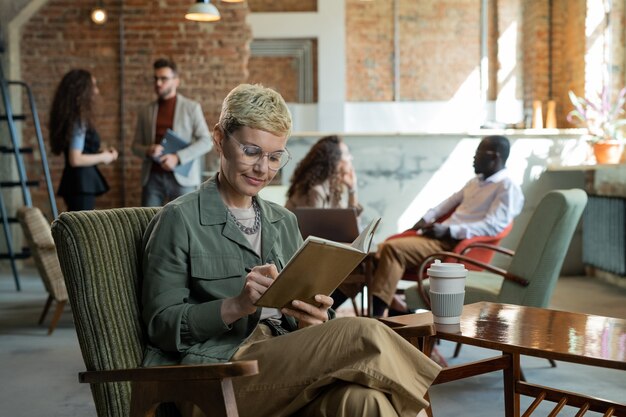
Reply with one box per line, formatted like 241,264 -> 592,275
141,177 -> 303,365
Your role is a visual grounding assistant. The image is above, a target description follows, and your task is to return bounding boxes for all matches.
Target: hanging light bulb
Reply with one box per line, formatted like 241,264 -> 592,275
90,0 -> 107,24
185,0 -> 221,22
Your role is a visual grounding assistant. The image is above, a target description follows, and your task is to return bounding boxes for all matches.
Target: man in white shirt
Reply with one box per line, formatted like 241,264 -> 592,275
367,135 -> 524,317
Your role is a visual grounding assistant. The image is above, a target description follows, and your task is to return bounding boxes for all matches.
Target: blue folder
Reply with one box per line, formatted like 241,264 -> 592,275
159,129 -> 193,177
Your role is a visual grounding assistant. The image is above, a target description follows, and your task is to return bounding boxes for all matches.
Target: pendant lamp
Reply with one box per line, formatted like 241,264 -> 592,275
90,0 -> 107,24
185,0 -> 220,22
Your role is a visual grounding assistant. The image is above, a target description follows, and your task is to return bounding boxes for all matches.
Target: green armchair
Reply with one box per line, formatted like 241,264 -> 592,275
405,189 -> 588,312
51,208 -> 258,417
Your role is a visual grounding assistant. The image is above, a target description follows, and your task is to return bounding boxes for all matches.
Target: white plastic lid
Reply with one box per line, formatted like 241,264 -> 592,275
427,259 -> 467,278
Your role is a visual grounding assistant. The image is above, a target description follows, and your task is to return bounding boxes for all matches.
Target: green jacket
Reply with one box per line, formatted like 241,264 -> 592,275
141,177 -> 303,365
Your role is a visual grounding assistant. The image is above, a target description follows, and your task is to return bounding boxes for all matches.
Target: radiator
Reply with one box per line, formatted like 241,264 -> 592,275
583,195 -> 626,276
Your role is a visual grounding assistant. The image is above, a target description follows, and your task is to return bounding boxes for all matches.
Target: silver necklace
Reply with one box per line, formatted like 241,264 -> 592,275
228,199 -> 261,235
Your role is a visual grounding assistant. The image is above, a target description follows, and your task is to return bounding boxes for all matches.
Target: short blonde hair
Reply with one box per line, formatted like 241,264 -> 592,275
219,84 -> 292,138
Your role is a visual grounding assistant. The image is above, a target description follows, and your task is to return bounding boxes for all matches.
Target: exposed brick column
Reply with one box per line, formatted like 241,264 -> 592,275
522,0 -> 550,119
551,0 -> 585,126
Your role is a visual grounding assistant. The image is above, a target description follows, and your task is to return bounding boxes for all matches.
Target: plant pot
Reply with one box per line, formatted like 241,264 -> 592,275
592,140 -> 623,164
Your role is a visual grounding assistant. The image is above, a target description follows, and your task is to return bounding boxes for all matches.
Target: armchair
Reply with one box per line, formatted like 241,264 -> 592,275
51,208 -> 258,417
17,206 -> 68,335
405,189 -> 588,315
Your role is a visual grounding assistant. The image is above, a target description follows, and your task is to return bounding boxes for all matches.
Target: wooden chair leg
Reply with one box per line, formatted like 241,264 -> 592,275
39,295 -> 53,325
350,297 -> 361,316
548,359 -> 557,368
47,300 -> 66,335
453,342 -> 462,358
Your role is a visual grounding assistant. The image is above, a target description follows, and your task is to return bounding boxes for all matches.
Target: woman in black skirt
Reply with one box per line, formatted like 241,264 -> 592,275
49,69 -> 118,211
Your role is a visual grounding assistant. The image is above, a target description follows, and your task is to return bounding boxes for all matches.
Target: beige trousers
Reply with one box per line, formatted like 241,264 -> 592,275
370,236 -> 457,305
230,317 -> 440,417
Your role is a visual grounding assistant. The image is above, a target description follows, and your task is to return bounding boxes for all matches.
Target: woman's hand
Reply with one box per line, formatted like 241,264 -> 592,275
102,148 -> 119,164
340,161 -> 357,191
281,294 -> 333,328
68,148 -> 117,167
221,264 -> 277,325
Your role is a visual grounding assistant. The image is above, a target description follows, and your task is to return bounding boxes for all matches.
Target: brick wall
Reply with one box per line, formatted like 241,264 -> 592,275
20,0 -> 251,212
346,0 -> 480,101
248,0 -> 316,13
14,0 -> 626,217
400,0 -> 481,101
550,0 -> 585,125
346,0 -> 395,101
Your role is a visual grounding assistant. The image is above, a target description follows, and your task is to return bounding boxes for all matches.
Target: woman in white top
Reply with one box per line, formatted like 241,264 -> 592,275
285,135 -> 361,214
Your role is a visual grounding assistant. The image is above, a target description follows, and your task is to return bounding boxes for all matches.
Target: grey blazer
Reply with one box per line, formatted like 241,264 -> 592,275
132,94 -> 213,187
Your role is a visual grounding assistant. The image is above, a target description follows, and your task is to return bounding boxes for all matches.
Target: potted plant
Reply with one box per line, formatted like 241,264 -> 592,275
567,86 -> 626,164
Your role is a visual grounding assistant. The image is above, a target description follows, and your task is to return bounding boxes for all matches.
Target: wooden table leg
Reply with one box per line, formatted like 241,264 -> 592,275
502,352 -> 521,417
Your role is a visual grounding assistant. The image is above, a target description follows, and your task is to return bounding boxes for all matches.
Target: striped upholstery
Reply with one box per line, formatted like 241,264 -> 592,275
51,207 -> 160,417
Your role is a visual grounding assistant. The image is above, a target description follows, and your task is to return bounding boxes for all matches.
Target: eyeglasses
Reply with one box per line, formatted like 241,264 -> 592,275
153,76 -> 175,83
227,133 -> 291,171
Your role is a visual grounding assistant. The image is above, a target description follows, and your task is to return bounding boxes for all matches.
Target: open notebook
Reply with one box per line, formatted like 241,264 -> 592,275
255,217 -> 381,309
293,207 -> 360,242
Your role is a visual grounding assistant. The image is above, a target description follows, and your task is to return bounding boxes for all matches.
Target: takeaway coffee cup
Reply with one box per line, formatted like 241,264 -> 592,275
427,260 -> 467,324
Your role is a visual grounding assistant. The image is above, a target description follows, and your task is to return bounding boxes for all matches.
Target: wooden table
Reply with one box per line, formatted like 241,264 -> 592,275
380,302 -> 626,417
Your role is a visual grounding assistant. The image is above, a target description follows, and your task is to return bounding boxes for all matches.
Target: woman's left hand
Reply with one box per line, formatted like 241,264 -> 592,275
281,294 -> 333,328
340,163 -> 357,191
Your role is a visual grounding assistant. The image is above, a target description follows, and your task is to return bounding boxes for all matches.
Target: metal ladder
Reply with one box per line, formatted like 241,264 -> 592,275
0,64 -> 58,290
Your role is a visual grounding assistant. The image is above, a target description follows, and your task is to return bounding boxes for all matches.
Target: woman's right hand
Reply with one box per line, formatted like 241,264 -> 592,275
221,263 -> 278,324
101,148 -> 118,164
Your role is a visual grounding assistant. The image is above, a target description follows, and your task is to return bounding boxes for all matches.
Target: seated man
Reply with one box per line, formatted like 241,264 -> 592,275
370,135 -> 525,317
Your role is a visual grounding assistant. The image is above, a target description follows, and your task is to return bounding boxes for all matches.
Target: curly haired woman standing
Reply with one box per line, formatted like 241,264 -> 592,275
285,135 -> 361,213
49,69 -> 118,211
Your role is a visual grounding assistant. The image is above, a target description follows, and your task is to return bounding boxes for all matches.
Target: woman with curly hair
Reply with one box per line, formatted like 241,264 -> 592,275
285,135 -> 363,310
285,135 -> 361,213
49,69 -> 118,211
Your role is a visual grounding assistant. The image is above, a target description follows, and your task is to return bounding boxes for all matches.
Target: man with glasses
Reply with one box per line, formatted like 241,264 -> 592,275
132,58 -> 212,206
369,135 -> 524,317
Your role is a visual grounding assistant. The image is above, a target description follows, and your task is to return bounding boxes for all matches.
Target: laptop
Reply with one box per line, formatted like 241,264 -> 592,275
293,207 -> 360,243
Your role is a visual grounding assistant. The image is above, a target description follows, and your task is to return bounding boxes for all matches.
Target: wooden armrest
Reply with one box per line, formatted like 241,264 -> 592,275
461,242 -> 515,257
389,324 -> 436,340
79,360 -> 259,384
378,315 -> 436,339
417,252 -> 528,286
36,243 -> 57,251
